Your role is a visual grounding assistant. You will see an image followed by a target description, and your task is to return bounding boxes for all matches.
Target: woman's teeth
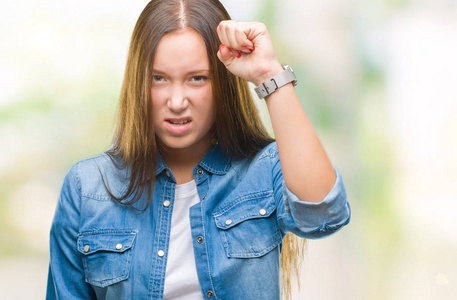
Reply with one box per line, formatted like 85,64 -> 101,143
169,120 -> 189,125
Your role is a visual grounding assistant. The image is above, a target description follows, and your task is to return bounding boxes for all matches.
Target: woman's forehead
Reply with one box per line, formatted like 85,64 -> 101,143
153,28 -> 210,73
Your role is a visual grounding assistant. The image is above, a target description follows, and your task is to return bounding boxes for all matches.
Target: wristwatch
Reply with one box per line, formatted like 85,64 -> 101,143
254,64 -> 297,99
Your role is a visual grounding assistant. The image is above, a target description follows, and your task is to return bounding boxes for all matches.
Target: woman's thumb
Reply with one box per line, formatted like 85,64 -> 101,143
217,44 -> 238,65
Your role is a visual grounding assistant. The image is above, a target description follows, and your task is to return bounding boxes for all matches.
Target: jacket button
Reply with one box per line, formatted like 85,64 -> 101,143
206,291 -> 214,298
259,208 -> 267,216
115,244 -> 123,250
166,171 -> 171,177
163,200 -> 171,207
197,236 -> 204,243
84,245 -> 90,253
197,169 -> 204,175
225,219 -> 232,226
157,250 -> 165,257
202,195 -> 206,200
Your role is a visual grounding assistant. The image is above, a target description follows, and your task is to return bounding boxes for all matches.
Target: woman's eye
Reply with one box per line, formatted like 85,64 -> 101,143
191,76 -> 208,82
152,75 -> 164,82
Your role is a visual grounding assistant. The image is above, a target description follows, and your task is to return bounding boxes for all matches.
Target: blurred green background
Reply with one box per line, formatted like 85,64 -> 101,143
1,0 -> 456,299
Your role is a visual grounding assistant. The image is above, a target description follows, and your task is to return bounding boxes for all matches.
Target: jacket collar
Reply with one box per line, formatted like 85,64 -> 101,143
155,143 -> 231,176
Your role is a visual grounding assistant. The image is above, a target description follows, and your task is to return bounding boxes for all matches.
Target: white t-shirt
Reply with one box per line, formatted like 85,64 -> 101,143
163,180 -> 203,300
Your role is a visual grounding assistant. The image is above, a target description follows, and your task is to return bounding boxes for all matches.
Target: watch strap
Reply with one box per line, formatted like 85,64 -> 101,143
254,65 -> 297,99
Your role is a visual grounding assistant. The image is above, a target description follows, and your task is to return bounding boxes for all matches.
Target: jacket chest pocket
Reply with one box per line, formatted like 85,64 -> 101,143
77,230 -> 137,288
213,191 -> 282,258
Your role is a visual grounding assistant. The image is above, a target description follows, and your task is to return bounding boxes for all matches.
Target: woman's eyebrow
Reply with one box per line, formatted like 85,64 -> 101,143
152,68 -> 210,75
187,69 -> 211,77
151,69 -> 166,74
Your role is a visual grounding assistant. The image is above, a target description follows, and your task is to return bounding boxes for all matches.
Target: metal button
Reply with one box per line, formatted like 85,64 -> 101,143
225,219 -> 232,226
166,170 -> 171,177
163,200 -> 171,207
197,169 -> 204,175
206,290 -> 214,298
202,195 -> 206,200
197,236 -> 204,243
84,245 -> 90,253
157,250 -> 165,257
115,244 -> 123,250
259,208 -> 267,216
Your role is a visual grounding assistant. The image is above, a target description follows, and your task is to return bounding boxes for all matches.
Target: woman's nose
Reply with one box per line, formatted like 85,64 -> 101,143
167,85 -> 189,112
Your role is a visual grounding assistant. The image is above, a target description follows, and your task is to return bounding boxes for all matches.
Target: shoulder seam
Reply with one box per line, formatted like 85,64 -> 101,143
73,161 -> 82,198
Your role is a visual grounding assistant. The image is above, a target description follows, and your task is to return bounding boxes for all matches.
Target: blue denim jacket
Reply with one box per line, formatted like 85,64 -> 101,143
47,142 -> 350,299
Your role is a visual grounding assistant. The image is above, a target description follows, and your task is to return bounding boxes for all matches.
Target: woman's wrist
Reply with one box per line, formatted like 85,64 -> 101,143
252,63 -> 284,86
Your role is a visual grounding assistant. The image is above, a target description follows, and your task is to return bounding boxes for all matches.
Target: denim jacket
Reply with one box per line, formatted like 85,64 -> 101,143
47,142 -> 350,299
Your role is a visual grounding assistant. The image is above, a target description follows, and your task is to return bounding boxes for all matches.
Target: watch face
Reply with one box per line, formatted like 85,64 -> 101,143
289,68 -> 298,87
282,65 -> 297,87
282,64 -> 292,72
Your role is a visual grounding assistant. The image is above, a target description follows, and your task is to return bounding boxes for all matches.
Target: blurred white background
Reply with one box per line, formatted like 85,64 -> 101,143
1,0 -> 456,299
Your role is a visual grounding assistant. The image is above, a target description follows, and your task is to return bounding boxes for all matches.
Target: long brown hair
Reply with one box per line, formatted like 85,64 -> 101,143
106,0 -> 304,298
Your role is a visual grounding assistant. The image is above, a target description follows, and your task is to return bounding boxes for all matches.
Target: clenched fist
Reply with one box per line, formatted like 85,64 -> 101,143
216,20 -> 284,86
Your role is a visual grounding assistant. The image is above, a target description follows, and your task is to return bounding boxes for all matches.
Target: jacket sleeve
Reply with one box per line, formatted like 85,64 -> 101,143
46,163 -> 96,299
270,144 -> 351,239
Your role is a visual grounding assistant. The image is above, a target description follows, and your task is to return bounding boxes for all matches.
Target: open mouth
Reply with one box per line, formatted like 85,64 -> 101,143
165,118 -> 192,134
167,119 -> 190,125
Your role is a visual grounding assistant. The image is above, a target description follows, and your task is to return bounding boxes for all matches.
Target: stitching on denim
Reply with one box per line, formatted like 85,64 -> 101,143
74,162 -> 82,196
199,160 -> 231,175
230,163 -> 241,182
85,271 -> 129,288
220,228 -> 229,255
78,153 -> 131,201
81,193 -> 111,201
277,214 -> 347,235
202,175 -> 218,298
149,179 -> 169,298
73,162 -> 83,231
77,234 -> 137,255
224,225 -> 282,258
201,196 -> 218,299
80,230 -> 137,288
223,159 -> 231,173
78,229 -> 138,236
159,181 -> 174,299
196,145 -> 231,176
214,204 -> 276,230
227,240 -> 281,258
85,236 -> 136,287
200,192 -> 217,299
212,190 -> 274,217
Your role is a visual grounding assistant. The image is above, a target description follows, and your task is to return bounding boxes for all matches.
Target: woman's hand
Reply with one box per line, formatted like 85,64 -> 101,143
216,20 -> 283,86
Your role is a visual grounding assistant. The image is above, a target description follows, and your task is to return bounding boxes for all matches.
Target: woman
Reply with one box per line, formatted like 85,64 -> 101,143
47,0 -> 350,299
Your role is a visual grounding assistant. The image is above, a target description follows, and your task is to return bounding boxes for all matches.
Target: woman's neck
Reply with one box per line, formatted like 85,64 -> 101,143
159,142 -> 212,184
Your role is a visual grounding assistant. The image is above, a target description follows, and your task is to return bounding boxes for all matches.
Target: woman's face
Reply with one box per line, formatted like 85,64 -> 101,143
151,29 -> 215,156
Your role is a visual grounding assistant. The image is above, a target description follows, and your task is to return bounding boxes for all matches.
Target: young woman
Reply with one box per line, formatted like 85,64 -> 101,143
47,0 -> 350,299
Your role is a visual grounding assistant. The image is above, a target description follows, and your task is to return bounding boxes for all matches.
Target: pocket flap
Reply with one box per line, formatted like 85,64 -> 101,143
213,191 -> 276,230
77,230 -> 137,255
